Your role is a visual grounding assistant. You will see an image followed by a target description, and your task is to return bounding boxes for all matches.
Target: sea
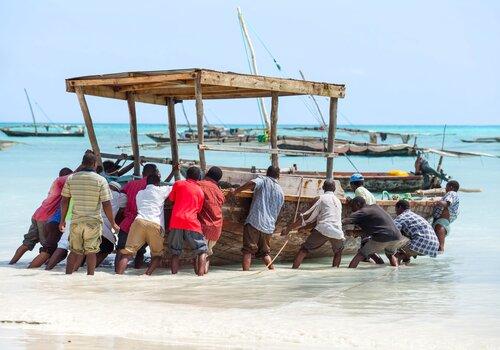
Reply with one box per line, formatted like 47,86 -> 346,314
0,123 -> 499,349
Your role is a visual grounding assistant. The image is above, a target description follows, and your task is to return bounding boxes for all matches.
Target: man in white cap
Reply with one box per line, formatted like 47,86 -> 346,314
96,181 -> 127,267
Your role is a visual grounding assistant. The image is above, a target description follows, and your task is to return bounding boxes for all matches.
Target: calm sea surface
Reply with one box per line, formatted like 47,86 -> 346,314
0,124 -> 499,349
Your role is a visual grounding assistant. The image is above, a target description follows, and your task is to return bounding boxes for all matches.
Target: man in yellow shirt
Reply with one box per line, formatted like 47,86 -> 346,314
350,173 -> 376,205
60,152 -> 119,275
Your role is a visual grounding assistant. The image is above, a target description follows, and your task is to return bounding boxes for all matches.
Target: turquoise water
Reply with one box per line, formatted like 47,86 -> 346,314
0,124 -> 499,348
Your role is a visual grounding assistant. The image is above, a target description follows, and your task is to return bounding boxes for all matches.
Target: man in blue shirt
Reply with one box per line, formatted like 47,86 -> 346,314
230,166 -> 284,271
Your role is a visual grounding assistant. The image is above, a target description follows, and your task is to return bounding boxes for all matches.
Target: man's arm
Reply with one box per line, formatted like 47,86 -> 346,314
59,196 -> 70,232
114,162 -> 135,176
228,180 -> 256,198
164,163 -> 180,183
281,198 -> 319,236
102,201 -> 119,231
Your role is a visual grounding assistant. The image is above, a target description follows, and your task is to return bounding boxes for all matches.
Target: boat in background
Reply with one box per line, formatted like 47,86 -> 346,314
461,137 -> 500,143
0,89 -> 84,137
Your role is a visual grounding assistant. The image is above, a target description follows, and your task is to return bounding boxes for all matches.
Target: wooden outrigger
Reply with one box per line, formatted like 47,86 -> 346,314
66,68 -> 436,265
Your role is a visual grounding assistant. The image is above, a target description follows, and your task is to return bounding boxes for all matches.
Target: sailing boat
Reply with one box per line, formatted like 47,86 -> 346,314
0,89 -> 85,137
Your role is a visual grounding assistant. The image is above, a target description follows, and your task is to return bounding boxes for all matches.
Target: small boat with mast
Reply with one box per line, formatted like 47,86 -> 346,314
0,89 -> 85,137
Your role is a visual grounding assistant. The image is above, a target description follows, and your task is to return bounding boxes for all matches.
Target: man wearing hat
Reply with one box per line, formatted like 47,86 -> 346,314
96,181 -> 127,267
349,173 -> 376,205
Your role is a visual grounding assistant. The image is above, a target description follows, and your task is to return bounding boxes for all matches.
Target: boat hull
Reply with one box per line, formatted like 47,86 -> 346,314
0,128 -> 84,137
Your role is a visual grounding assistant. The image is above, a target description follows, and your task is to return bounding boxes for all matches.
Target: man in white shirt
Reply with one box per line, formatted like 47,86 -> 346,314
116,173 -> 172,275
96,181 -> 127,267
282,180 -> 345,268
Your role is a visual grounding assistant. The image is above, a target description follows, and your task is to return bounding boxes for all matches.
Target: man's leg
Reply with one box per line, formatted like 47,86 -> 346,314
292,250 -> 308,269
369,254 -> 385,264
262,254 -> 274,270
167,229 -> 183,274
196,253 -> 207,276
28,252 -> 50,268
171,255 -> 180,274
134,244 -> 148,269
348,252 -> 365,268
10,219 -> 41,264
184,231 -> 208,276
116,253 -> 132,274
46,248 -> 68,270
242,252 -> 252,271
72,254 -> 85,272
435,224 -> 446,252
386,253 -> 399,267
86,253 -> 97,275
145,256 -> 162,276
96,237 -> 115,268
144,222 -> 165,276
114,230 -> 128,272
9,245 -> 30,265
65,251 -> 81,274
29,222 -> 62,268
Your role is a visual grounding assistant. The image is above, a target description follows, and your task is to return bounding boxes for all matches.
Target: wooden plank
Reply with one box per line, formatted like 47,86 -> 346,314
167,97 -> 181,180
200,144 -> 337,157
126,93 -> 141,176
75,86 -> 167,105
194,71 -> 207,171
100,152 -> 198,165
75,87 -> 103,167
67,72 -> 194,88
326,97 -> 338,179
270,92 -> 279,168
200,70 -> 346,98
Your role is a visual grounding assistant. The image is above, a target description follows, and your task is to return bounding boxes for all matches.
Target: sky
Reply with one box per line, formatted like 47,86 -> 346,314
0,0 -> 499,125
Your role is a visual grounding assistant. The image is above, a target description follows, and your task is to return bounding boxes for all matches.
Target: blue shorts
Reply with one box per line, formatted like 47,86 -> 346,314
168,229 -> 207,256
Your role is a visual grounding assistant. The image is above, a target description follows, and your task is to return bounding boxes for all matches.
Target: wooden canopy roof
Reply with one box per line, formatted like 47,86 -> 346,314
66,68 -> 346,105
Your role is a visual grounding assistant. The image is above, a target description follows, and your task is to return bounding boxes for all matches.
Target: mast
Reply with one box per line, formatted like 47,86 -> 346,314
180,102 -> 193,131
24,88 -> 37,134
237,7 -> 270,131
299,70 -> 327,129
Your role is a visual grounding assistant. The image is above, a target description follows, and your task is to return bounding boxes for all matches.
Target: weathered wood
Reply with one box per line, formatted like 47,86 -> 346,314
126,93 -> 141,176
270,92 -> 279,168
100,152 -> 198,166
66,68 -> 347,100
167,97 -> 181,180
326,97 -> 338,179
194,72 -> 207,171
75,87 -> 103,167
199,144 -> 337,157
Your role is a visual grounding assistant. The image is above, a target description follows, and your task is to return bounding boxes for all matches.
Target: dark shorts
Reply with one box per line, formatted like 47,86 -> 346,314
22,218 -> 47,251
168,229 -> 207,256
117,229 -> 146,255
242,224 -> 271,257
99,236 -> 115,255
40,222 -> 63,255
359,237 -> 409,258
301,229 -> 344,253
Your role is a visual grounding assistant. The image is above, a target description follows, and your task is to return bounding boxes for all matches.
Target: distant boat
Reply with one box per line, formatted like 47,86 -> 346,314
0,89 -> 85,137
461,137 -> 500,143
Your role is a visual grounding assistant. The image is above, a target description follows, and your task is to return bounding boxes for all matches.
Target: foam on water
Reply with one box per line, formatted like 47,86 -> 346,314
0,124 -> 499,348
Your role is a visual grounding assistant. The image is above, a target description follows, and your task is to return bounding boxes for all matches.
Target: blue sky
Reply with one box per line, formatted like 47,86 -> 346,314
1,0 -> 499,125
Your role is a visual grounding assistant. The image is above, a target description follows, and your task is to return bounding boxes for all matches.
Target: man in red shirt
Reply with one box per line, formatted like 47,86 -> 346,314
198,167 -> 225,273
115,163 -> 158,271
167,166 -> 206,276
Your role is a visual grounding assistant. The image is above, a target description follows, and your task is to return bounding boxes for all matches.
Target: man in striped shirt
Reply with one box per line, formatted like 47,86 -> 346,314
60,152 -> 118,275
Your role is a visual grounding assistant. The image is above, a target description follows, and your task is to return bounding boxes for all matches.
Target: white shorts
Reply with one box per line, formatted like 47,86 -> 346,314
57,220 -> 71,250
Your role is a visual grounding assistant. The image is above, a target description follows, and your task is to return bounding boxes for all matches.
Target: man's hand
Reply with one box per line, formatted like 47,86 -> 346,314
281,227 -> 291,236
59,220 -> 66,233
111,222 -> 120,233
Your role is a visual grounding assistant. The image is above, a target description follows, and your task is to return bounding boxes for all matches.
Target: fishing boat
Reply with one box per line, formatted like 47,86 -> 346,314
0,89 -> 85,137
66,67 -> 438,265
277,136 -> 418,157
461,137 -> 500,143
0,140 -> 17,151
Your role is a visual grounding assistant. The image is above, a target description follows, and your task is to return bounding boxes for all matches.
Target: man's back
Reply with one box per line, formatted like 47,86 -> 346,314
354,186 -> 376,205
246,176 -> 284,234
168,179 -> 204,232
136,185 -> 171,228
347,204 -> 402,242
62,171 -> 110,223
198,179 -> 225,239
120,177 -> 147,233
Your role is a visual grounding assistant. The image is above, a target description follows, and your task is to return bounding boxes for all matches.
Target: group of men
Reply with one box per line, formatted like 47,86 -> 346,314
9,150 -> 460,275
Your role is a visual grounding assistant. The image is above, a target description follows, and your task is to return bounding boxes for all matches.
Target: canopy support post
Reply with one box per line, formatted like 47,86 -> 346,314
75,87 -> 103,168
270,92 -> 279,168
167,97 -> 180,180
326,97 -> 338,180
126,93 -> 141,176
194,72 -> 207,171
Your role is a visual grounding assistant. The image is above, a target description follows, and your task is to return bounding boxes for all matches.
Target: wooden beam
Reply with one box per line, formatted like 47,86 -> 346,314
67,72 -> 193,88
167,97 -> 181,180
326,98 -> 338,179
75,87 -> 103,167
199,144 -> 338,157
126,93 -> 141,176
100,152 -> 198,166
200,70 -> 346,98
194,72 -> 207,171
270,92 -> 279,168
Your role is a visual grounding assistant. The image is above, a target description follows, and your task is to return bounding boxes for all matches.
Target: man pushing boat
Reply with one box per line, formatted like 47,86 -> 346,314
281,180 -> 345,269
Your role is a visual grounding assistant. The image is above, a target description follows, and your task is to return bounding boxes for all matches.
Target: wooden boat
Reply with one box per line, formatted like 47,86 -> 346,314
146,132 -> 257,144
277,137 -> 418,157
0,127 -> 84,137
66,68 -> 438,266
0,140 -> 17,150
461,137 -> 500,143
